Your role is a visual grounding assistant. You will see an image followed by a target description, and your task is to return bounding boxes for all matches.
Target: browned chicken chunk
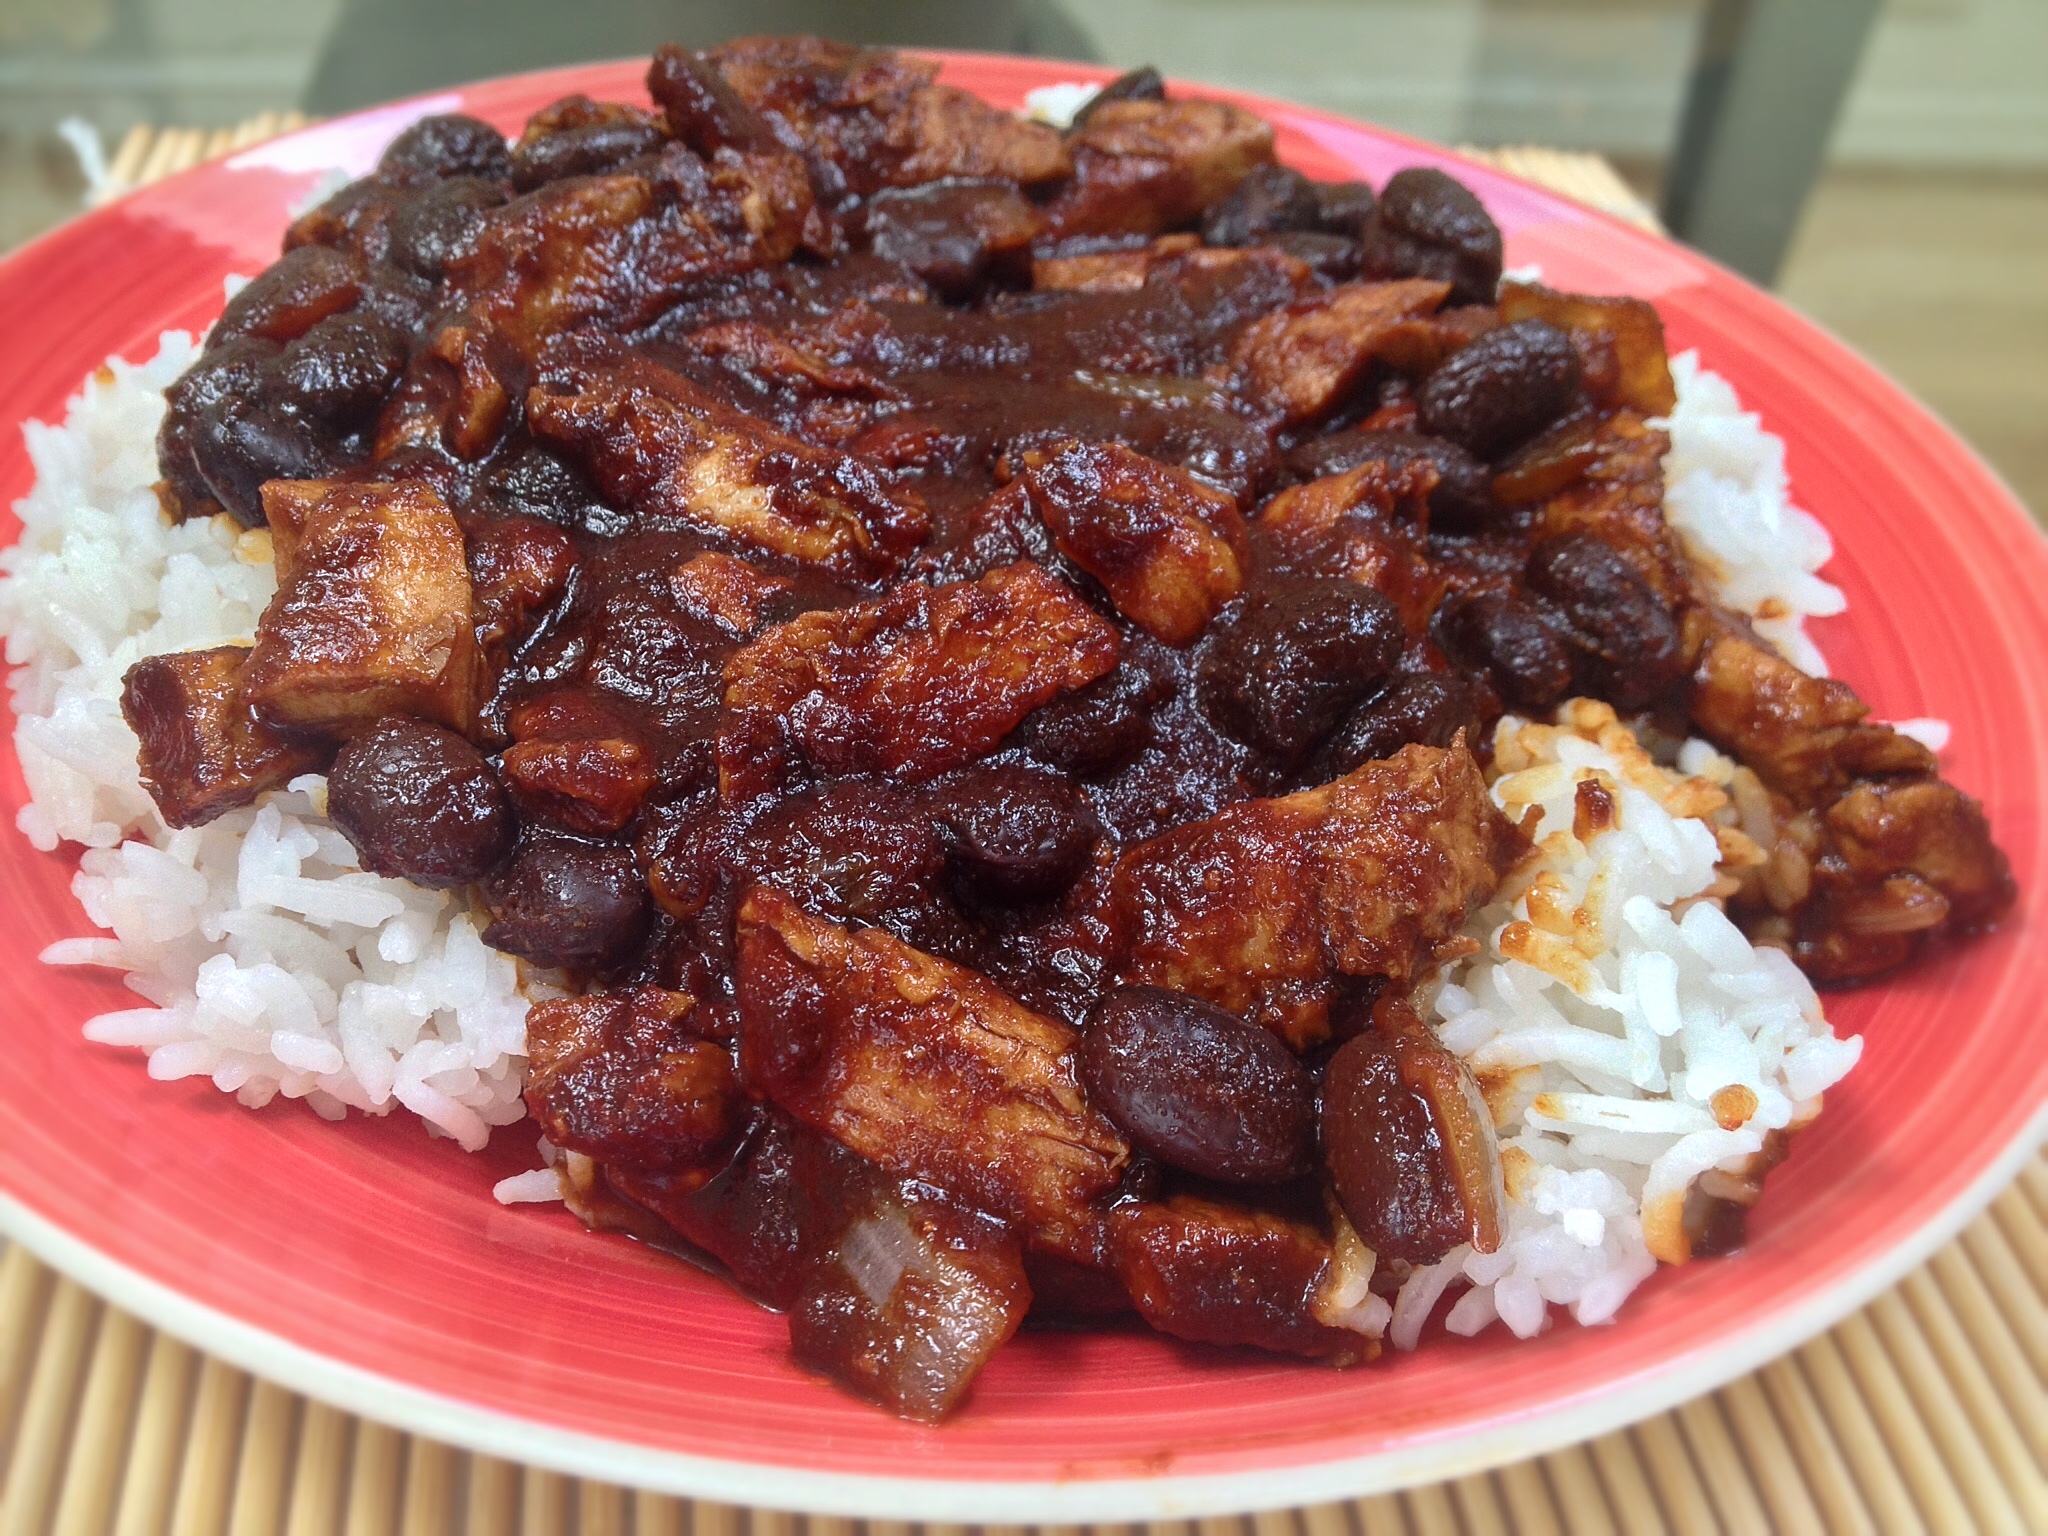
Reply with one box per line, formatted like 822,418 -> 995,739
1232,279 -> 1452,425
1043,99 -> 1276,237
718,560 -> 1119,802
528,344 -> 930,580
1012,439 -> 1245,645
523,987 -> 742,1170
239,480 -> 484,736
1109,741 -> 1525,1049
119,645 -> 329,827
735,886 -> 1130,1260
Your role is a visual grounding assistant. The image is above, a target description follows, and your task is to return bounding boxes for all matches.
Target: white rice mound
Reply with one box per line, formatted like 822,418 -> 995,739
2,313 -> 1864,1331
0,334 -> 537,1151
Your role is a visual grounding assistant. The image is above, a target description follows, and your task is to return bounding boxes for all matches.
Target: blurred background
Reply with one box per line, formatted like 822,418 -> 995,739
0,0 -> 2041,520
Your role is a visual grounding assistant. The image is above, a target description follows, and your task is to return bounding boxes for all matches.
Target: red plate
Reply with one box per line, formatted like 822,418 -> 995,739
1,55 -> 2043,1521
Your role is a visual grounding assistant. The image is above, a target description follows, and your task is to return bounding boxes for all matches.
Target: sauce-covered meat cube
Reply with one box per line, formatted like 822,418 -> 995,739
528,344 -> 929,580
120,645 -> 329,828
1109,741 -> 1524,1048
718,561 -> 1118,802
239,480 -> 484,736
735,886 -> 1129,1260
1044,99 -> 1276,237
1013,439 -> 1245,645
1232,279 -> 1452,426
523,986 -> 741,1170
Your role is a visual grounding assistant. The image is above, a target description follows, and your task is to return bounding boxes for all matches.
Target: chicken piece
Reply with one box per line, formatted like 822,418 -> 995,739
704,35 -> 1069,195
499,736 -> 654,834
1013,439 -> 1245,646
790,1194 -> 1031,1421
1530,410 -> 1692,604
1042,99 -> 1276,238
239,480 -> 484,736
718,560 -> 1119,803
856,179 -> 1045,299
1498,282 -> 1676,416
1030,235 -> 1314,301
1232,279 -> 1452,426
445,146 -> 816,351
523,987 -> 742,1170
1824,777 -> 2012,931
1109,741 -> 1525,1049
735,886 -> 1130,1260
1689,619 -> 1933,802
1109,1197 -> 1366,1361
668,552 -> 792,638
1257,457 -> 1448,634
119,645 -> 330,828
527,344 -> 929,581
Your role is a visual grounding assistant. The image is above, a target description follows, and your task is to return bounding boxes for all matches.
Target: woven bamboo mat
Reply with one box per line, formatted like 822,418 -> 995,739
0,1154 -> 2039,1534
15,118 -> 2044,1534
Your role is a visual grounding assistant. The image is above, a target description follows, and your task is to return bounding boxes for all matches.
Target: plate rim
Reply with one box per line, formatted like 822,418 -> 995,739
1,51 -> 2044,1521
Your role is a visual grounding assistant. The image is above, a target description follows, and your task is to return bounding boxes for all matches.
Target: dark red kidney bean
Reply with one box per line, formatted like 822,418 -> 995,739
276,312 -> 406,426
1322,1029 -> 1504,1262
1312,179 -> 1375,235
1436,590 -> 1575,710
1283,428 -> 1497,531
928,763 -> 1099,904
1198,576 -> 1404,763
328,716 -> 515,887
157,336 -> 277,515
1255,229 -> 1360,281
376,113 -> 512,184
1013,643 -> 1175,779
1081,985 -> 1314,1185
1418,319 -> 1583,461
479,445 -> 630,538
188,393 -> 337,527
1201,164 -> 1321,246
734,781 -> 947,922
647,45 -> 777,154
214,245 -> 362,346
351,266 -> 438,339
857,180 -> 1043,300
1314,672 -> 1481,779
387,175 -> 506,279
1071,65 -> 1166,125
1523,535 -> 1685,708
509,118 -> 668,190
481,833 -> 649,969
1359,167 -> 1503,306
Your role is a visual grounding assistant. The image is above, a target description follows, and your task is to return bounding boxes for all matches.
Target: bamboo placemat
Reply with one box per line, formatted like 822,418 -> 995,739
0,1154 -> 2040,1534
21,120 -> 2042,1535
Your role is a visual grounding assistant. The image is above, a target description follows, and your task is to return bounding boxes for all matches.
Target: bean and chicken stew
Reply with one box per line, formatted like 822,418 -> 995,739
123,38 -> 2013,1419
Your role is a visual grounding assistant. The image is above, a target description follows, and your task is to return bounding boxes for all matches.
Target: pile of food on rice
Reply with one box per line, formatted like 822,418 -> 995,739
1,37 -> 2013,1421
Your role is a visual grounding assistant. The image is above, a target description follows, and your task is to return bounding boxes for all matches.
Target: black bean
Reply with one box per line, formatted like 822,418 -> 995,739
1201,165 -> 1321,246
1013,643 -> 1174,779
387,175 -> 506,280
1418,319 -> 1582,460
213,244 -> 363,347
377,114 -> 512,185
1436,590 -> 1575,710
1072,66 -> 1166,126
329,716 -> 514,887
1255,229 -> 1360,281
1524,535 -> 1684,707
1081,985 -> 1314,1184
509,118 -> 668,191
1284,428 -> 1497,531
1312,179 -> 1376,236
187,393 -> 337,527
929,764 -> 1098,904
1315,673 -> 1480,778
1359,166 -> 1503,307
1322,1030 -> 1503,1263
1198,576 -> 1404,763
482,833 -> 650,969
275,312 -> 406,426
480,445 -> 629,537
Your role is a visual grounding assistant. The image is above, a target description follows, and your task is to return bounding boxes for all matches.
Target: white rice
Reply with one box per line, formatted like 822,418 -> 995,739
2,305 -> 1865,1335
